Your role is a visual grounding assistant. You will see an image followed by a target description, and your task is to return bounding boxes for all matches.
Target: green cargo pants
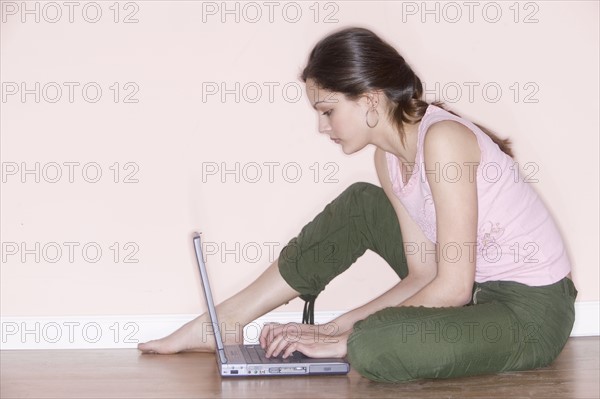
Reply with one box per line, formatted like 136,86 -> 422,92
278,182 -> 577,383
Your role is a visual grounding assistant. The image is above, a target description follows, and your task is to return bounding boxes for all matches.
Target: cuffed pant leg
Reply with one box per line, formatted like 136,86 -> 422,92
278,182 -> 408,298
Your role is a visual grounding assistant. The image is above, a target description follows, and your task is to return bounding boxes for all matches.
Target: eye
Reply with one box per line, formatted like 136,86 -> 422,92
322,110 -> 333,116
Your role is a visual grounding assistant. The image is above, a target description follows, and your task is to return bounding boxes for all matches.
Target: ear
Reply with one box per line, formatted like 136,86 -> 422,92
361,90 -> 382,109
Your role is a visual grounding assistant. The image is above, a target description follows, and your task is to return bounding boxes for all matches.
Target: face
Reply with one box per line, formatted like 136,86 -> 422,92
305,78 -> 374,154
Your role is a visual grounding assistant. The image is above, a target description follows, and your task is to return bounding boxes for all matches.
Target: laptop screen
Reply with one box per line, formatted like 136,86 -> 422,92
193,233 -> 228,364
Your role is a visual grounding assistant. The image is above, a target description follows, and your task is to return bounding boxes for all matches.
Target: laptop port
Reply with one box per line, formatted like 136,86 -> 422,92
269,367 -> 307,374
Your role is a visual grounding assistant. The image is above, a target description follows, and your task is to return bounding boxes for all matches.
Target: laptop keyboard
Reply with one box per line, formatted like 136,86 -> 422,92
240,345 -> 305,364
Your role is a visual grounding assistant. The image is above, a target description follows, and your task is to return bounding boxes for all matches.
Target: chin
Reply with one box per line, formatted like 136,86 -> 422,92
340,142 -> 366,155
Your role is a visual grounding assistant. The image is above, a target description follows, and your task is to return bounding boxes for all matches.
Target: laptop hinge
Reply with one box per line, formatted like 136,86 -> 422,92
217,348 -> 228,364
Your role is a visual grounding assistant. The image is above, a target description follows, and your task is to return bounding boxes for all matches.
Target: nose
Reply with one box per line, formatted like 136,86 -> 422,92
318,117 -> 332,134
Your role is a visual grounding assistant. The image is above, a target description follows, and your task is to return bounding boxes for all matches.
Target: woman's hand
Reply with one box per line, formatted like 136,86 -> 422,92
259,322 -> 348,359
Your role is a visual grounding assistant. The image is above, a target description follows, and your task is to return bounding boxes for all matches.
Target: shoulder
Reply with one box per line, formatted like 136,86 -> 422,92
424,119 -> 477,147
423,119 -> 481,164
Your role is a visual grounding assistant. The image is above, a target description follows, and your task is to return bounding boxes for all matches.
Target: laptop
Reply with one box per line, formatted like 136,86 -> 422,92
192,232 -> 350,377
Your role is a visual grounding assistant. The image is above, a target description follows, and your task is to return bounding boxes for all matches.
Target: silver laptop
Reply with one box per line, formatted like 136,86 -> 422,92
193,232 -> 350,377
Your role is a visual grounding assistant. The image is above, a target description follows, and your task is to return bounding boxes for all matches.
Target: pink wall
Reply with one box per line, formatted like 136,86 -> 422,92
1,1 -> 598,317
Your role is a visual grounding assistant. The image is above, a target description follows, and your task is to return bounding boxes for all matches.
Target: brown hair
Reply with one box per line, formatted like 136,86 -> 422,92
300,27 -> 513,158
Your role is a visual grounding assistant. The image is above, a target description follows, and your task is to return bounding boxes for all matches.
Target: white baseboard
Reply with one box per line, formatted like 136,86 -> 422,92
1,302 -> 598,350
570,301 -> 599,337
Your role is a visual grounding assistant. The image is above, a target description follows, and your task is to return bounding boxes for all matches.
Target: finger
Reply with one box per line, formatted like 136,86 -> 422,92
268,328 -> 300,359
270,334 -> 293,358
259,323 -> 281,349
265,334 -> 285,358
264,323 -> 298,349
283,342 -> 301,359
282,342 -> 302,359
259,325 -> 270,348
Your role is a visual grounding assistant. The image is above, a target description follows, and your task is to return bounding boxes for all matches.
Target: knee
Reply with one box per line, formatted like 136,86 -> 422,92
346,318 -> 415,383
339,182 -> 385,211
346,328 -> 384,382
342,182 -> 380,197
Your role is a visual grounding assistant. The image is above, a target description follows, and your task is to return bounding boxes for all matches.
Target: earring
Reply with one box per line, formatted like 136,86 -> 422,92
366,108 -> 379,128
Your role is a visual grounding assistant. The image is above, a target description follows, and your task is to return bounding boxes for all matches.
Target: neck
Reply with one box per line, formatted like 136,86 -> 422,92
371,120 -> 420,164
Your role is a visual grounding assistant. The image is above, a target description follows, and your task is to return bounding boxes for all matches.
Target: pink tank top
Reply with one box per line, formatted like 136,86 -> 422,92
385,104 -> 571,286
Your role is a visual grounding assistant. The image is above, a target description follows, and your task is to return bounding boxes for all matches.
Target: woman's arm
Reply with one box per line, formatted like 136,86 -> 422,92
329,121 -> 480,337
261,148 -> 440,355
326,271 -> 435,333
399,120 -> 480,307
323,147 -> 440,333
263,126 -> 480,358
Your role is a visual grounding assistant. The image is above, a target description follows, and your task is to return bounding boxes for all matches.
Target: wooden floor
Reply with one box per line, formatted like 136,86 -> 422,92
1,337 -> 598,398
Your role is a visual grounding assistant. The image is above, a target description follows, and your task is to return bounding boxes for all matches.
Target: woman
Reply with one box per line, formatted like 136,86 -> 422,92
139,27 -> 577,383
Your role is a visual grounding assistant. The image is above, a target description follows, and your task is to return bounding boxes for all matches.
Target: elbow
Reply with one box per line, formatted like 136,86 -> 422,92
453,291 -> 473,307
435,272 -> 474,307
448,287 -> 473,307
436,282 -> 472,307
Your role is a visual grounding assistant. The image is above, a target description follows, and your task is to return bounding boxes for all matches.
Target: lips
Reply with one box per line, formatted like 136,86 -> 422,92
330,138 -> 341,143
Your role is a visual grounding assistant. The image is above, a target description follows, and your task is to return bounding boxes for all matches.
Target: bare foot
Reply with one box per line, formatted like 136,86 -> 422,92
137,314 -> 243,354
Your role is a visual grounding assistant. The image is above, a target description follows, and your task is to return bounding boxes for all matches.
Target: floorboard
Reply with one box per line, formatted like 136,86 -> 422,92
1,337 -> 598,398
